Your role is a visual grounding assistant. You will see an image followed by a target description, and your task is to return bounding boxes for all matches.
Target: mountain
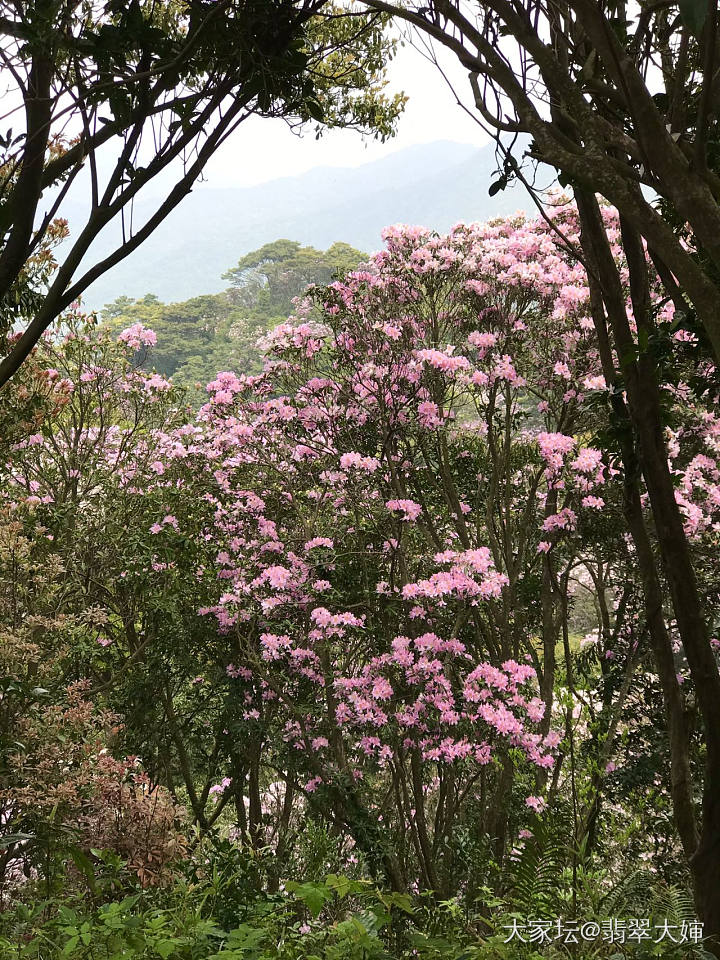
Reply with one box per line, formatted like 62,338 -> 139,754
65,140 -> 535,309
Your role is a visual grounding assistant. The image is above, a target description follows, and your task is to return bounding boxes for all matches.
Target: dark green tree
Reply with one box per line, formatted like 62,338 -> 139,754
223,239 -> 368,315
102,239 -> 368,401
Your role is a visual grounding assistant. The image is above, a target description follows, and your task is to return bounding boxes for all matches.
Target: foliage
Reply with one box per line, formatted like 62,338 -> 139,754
0,867 -> 713,959
1,210 -> 718,956
100,240 -> 367,401
0,1 -> 403,387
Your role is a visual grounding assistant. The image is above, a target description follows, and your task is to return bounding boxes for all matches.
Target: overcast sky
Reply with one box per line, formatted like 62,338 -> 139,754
196,32 -> 488,188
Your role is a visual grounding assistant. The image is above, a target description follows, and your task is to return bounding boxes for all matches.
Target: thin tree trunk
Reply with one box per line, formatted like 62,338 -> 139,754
577,192 -> 720,944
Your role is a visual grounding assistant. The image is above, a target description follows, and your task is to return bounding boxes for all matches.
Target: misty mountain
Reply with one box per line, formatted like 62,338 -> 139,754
66,140 -> 538,309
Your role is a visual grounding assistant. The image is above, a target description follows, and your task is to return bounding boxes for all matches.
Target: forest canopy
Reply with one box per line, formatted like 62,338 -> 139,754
100,239 -> 368,399
4,0 -> 720,955
0,0 -> 403,388
2,208 -> 719,957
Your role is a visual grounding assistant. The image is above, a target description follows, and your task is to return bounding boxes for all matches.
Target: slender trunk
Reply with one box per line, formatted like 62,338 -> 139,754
268,778 -> 295,893
539,491 -> 559,739
624,468 -> 699,855
577,192 -> 718,944
489,757 -> 514,866
410,749 -> 439,890
162,684 -> 207,829
248,743 -> 263,849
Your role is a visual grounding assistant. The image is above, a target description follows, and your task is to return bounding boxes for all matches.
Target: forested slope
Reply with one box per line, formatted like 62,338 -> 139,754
101,240 -> 367,401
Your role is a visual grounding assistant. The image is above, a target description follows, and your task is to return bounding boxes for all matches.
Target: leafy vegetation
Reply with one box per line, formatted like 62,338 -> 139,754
100,240 -> 367,402
3,0 -> 720,953
0,1 -> 403,387
1,208 -> 719,957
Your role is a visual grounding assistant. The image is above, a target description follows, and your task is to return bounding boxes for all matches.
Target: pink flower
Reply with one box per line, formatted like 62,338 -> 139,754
573,447 -> 603,473
417,400 -> 443,428
227,664 -> 252,679
209,777 -> 232,797
386,499 -> 422,521
263,565 -> 293,589
537,432 -> 575,460
542,508 -> 577,532
468,330 -> 497,350
146,373 -> 170,391
340,452 -> 380,472
118,323 -> 157,349
371,677 -> 393,701
304,537 -> 334,551
415,348 -> 470,373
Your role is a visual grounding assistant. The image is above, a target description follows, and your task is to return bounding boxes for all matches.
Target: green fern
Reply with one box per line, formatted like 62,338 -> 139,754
600,870 -> 714,959
599,868 -> 658,916
502,816 -> 568,914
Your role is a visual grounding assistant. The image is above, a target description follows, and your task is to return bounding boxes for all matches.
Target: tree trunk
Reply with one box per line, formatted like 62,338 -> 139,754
248,744 -> 263,849
577,190 -> 720,949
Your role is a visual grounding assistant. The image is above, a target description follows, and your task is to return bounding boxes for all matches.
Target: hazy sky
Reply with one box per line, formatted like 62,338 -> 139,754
60,28 -> 489,205
197,32 -> 488,188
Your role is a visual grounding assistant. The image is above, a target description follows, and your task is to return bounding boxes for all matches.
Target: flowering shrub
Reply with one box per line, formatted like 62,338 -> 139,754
2,207 -> 715,924
1,668 -> 187,895
95,209 -> 635,892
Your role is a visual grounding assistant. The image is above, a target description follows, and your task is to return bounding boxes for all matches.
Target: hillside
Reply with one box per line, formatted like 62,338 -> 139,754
101,239 -> 369,403
70,140 -> 534,309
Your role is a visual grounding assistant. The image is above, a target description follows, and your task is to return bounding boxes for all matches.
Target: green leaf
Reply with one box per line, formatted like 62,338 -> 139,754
325,874 -> 358,899
60,936 -> 80,957
380,891 -> 414,914
305,98 -> 325,122
0,832 -> 34,846
679,0 -> 709,36
154,941 -> 178,958
287,881 -> 332,918
70,845 -> 98,895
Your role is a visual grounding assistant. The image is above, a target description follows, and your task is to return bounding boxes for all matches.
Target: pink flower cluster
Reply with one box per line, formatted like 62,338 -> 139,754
340,452 -> 381,472
117,323 -> 157,349
537,432 -> 576,473
386,499 -> 422,521
542,508 -> 578,532
415,348 -> 470,374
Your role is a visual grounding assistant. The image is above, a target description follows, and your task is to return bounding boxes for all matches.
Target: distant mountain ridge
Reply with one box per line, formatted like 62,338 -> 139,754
72,140 -> 533,309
